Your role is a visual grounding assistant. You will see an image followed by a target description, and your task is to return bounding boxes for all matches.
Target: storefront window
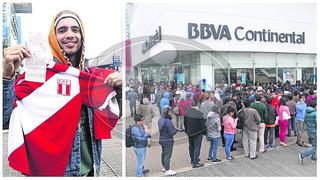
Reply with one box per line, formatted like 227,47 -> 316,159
215,69 -> 228,87
278,68 -> 296,84
141,65 -> 170,83
230,69 -> 253,85
255,68 -> 277,84
302,68 -> 316,83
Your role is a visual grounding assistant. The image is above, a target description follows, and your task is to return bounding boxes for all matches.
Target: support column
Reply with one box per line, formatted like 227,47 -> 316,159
137,65 -> 142,83
212,52 -> 215,90
252,53 -> 255,85
200,52 -> 213,90
227,52 -> 230,86
275,53 -> 278,83
313,55 -> 316,85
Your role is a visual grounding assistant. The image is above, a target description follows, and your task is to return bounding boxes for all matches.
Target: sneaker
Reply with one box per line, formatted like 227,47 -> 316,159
164,170 -> 176,176
143,169 -> 150,174
298,153 -> 304,164
207,158 -> 213,162
226,156 -> 234,160
192,163 -> 204,168
212,159 -> 221,162
280,142 -> 288,147
266,147 -> 275,151
161,168 -> 166,172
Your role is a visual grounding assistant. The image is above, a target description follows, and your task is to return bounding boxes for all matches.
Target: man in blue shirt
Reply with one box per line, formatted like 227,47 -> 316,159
131,114 -> 151,176
295,94 -> 307,146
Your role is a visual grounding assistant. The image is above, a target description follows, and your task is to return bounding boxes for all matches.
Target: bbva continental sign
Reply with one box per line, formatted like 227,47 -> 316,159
188,23 -> 305,44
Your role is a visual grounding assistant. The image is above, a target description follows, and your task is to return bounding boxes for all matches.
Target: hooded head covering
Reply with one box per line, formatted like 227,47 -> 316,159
48,10 -> 85,69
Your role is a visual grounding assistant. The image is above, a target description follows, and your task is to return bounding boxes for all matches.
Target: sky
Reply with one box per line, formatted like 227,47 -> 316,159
17,0 -> 124,59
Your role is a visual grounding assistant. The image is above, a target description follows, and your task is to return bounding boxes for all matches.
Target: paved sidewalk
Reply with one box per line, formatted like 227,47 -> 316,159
125,101 -> 317,177
2,122 -> 122,177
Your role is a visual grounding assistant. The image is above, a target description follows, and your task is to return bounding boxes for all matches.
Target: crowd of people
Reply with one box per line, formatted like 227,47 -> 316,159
127,80 -> 317,177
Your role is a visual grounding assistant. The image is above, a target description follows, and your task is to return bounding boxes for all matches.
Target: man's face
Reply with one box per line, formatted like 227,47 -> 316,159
55,18 -> 82,56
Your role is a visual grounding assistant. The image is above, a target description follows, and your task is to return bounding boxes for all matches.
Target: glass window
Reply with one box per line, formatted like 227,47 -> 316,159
302,68 -> 316,83
278,68 -> 296,84
230,69 -> 253,85
214,69 -> 228,88
255,68 -> 277,84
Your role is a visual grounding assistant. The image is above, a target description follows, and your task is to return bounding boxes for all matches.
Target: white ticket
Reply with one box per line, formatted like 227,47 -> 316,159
25,32 -> 50,83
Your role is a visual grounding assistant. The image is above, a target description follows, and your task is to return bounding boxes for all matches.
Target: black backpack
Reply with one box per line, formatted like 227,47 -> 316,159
236,108 -> 245,129
125,125 -> 134,148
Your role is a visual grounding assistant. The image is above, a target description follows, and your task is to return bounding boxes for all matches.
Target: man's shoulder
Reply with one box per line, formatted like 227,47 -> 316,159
186,108 -> 204,117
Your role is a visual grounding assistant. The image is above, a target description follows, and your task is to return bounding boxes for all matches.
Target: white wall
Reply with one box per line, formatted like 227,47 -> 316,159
130,3 -> 316,56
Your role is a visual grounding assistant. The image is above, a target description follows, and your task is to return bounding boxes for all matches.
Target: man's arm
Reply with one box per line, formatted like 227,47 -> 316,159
3,79 -> 15,129
166,119 -> 178,136
115,86 -> 122,118
2,45 -> 29,129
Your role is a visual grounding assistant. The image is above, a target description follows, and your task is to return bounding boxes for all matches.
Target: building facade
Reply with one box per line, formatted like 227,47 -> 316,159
126,3 -> 317,88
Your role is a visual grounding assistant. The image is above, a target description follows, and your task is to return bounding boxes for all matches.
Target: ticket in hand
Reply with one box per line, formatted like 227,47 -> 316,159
25,32 -> 50,83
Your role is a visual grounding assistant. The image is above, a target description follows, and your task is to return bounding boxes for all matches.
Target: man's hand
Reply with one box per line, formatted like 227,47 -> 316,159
104,71 -> 122,87
3,45 -> 30,78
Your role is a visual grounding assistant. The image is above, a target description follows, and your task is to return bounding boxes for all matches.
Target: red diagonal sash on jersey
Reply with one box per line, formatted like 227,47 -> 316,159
8,62 -> 119,176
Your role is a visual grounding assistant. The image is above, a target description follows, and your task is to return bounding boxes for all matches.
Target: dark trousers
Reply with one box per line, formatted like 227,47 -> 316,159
161,144 -> 174,171
188,134 -> 203,164
287,115 -> 297,136
264,127 -> 275,148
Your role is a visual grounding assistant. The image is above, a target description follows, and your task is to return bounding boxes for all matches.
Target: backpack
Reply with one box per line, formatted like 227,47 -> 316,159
125,125 -> 134,148
236,108 -> 245,129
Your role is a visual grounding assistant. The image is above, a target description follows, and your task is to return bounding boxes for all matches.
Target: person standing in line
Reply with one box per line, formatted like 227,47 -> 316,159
277,97 -> 291,147
250,94 -> 268,153
137,98 -> 155,147
150,83 -> 156,104
172,90 -> 181,130
127,88 -> 139,117
306,89 -> 315,106
242,100 -> 260,159
286,94 -> 297,137
293,91 -> 299,103
298,100 -> 317,164
137,98 -> 155,129
295,94 -> 307,146
155,84 -> 164,114
160,92 -> 171,114
220,99 -> 238,151
138,84 -> 144,102
223,106 -> 238,160
206,106 -> 221,162
264,96 -> 277,150
184,101 -> 206,168
131,114 -> 151,177
178,90 -> 187,131
158,107 -> 178,176
199,95 -> 214,121
184,93 -> 193,110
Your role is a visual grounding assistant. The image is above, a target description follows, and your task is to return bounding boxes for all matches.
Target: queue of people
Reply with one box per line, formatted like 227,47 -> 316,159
127,80 -> 317,176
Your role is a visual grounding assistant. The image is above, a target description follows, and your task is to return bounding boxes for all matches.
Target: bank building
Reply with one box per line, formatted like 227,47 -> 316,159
125,3 -> 316,88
